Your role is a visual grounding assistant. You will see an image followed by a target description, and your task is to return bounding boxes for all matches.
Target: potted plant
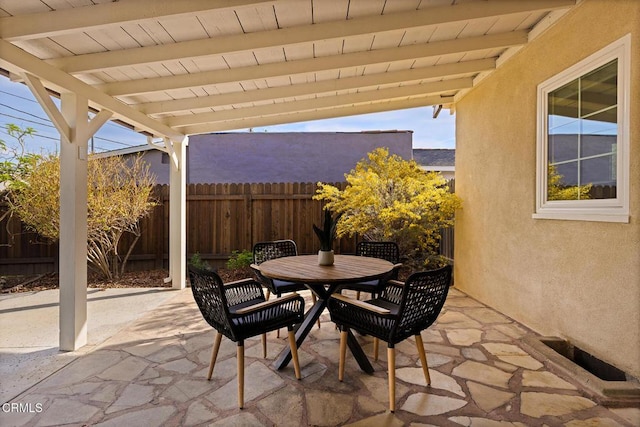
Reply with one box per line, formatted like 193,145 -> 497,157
313,209 -> 342,266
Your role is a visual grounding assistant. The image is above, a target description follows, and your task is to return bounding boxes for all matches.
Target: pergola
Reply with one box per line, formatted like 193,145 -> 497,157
0,0 -> 576,351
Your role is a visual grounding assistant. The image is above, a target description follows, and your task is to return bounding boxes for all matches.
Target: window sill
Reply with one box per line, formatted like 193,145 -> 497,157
532,211 -> 629,223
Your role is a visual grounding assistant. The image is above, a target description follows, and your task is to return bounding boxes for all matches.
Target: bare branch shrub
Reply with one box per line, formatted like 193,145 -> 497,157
9,153 -> 156,279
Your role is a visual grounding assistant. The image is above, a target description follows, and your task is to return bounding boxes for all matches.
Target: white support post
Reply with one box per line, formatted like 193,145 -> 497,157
24,72 -> 113,351
168,136 -> 187,289
59,92 -> 89,351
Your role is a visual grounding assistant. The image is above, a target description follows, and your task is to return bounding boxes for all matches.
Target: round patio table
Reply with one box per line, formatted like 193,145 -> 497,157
259,254 -> 394,373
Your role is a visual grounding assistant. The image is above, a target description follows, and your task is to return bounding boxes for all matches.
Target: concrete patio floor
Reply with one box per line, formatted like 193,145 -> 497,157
1,286 -> 639,427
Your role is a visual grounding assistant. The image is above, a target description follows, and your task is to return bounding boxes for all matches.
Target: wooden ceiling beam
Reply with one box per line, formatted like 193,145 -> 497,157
0,39 -> 184,140
43,0 -> 574,74
138,58 -> 496,115
0,0 -> 275,42
167,77 -> 472,128
100,31 -> 526,96
180,94 -> 456,135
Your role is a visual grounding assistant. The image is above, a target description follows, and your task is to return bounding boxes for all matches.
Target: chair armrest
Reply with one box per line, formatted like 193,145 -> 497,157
331,294 -> 391,315
250,263 -> 260,271
387,279 -> 404,287
224,277 -> 259,288
234,293 -> 301,314
392,263 -> 403,271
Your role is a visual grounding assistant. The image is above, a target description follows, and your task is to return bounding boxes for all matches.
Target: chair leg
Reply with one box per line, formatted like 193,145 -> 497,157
388,346 -> 396,413
338,329 -> 348,382
356,290 -> 361,300
373,337 -> 379,362
415,334 -> 431,385
237,342 -> 244,409
261,333 -> 267,358
208,332 -> 222,380
288,328 -> 301,380
265,289 -> 271,300
276,294 -> 281,338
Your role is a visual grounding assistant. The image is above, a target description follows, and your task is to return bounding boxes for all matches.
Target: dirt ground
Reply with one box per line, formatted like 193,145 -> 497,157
1,264 -> 415,294
0,266 -> 254,293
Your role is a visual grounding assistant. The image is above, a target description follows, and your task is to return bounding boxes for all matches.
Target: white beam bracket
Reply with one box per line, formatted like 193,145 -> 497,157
22,73 -> 71,144
146,136 -> 180,170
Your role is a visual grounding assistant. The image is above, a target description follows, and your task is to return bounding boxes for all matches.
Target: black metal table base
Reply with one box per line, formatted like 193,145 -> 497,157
274,288 -> 374,374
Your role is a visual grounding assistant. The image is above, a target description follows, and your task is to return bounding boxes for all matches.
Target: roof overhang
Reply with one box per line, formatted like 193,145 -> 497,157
0,0 -> 577,140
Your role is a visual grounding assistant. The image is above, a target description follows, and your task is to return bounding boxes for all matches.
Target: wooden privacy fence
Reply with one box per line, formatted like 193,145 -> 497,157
1,182 -> 351,274
1,180 -> 456,275
135,181 -> 357,270
0,212 -> 58,275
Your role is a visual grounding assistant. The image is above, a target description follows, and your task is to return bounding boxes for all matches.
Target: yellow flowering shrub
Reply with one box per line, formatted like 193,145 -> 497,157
314,148 -> 461,268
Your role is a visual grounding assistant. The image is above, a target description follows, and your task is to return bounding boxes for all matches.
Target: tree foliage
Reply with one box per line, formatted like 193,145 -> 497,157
8,151 -> 157,280
0,124 -> 41,192
1,124 -> 42,240
314,147 -> 461,269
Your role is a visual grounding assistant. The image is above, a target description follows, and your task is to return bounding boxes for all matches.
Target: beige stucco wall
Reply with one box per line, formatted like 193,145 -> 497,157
454,0 -> 640,378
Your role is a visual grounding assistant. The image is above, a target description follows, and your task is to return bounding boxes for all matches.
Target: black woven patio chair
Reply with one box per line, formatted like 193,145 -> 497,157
251,240 -> 318,330
251,240 -> 309,299
188,266 -> 304,409
341,241 -> 402,300
328,265 -> 452,412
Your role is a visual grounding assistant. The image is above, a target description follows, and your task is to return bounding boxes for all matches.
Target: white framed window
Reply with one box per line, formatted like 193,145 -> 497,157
534,34 -> 630,223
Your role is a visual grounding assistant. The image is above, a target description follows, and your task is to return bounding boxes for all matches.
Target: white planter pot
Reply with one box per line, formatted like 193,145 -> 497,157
318,250 -> 334,266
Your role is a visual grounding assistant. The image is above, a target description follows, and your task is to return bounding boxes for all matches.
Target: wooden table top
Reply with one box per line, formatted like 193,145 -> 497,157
258,254 -> 394,284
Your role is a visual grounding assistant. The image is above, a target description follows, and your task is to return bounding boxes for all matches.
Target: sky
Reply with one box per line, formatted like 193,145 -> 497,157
0,76 -> 456,155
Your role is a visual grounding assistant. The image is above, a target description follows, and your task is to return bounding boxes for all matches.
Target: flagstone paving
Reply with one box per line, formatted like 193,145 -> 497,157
2,287 -> 639,426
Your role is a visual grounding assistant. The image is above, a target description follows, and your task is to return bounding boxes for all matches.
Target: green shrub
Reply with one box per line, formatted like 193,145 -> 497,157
226,250 -> 253,270
189,252 -> 211,270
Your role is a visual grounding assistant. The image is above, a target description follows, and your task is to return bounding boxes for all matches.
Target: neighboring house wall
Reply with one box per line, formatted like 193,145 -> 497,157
455,0 -> 639,379
129,131 -> 412,185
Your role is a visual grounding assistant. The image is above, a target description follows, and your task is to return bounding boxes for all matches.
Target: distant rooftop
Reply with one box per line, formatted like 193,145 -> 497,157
413,148 -> 455,166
